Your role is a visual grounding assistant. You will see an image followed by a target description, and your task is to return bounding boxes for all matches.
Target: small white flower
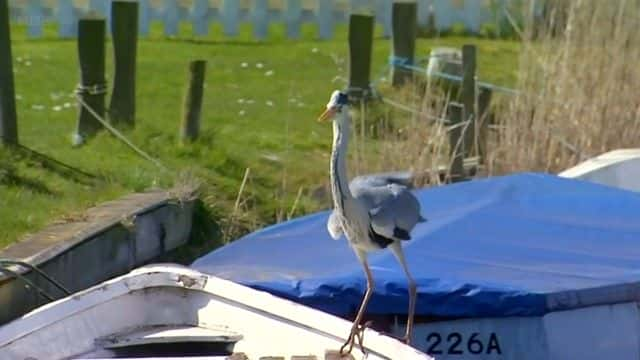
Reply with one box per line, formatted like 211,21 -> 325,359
239,110 -> 246,116
63,102 -> 71,108
237,98 -> 245,104
264,70 -> 274,76
16,56 -> 22,62
241,62 -> 248,68
297,102 -> 305,107
255,63 -> 264,69
52,105 -> 62,111
311,47 -> 319,53
288,98 -> 297,103
15,94 -> 22,100
25,61 -> 32,66
31,104 -> 44,110
246,99 -> 255,104
265,100 -> 274,107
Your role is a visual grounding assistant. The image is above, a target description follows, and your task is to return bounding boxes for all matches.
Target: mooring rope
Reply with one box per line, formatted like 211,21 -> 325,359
74,94 -> 169,172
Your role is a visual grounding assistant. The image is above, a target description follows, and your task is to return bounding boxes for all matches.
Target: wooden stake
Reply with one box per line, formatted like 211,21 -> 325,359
75,16 -> 106,144
109,0 -> 138,126
180,60 -> 206,143
391,1 -> 417,87
460,44 -> 477,158
0,0 -> 18,145
348,14 -> 374,100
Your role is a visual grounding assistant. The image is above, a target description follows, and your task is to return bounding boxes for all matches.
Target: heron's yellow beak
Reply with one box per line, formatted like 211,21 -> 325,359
317,107 -> 336,122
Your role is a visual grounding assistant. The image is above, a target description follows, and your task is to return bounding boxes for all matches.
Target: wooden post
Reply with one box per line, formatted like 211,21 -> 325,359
390,1 -> 417,87
180,60 -> 206,143
0,0 -> 18,146
447,102 -> 465,181
460,44 -> 476,157
347,14 -> 374,100
477,87 -> 492,164
75,16 -> 106,144
109,0 -> 138,127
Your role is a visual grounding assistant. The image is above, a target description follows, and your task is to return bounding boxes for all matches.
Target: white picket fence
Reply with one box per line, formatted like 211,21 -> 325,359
8,0 -> 508,39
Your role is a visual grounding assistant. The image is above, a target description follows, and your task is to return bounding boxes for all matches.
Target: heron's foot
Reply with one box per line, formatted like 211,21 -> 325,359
339,332 -> 356,357
339,321 -> 373,357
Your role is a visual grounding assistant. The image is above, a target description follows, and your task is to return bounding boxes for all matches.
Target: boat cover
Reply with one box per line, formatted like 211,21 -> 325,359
192,173 -> 640,318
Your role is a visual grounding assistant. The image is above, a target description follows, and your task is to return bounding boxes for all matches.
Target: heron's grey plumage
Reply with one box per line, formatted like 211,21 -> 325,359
327,175 -> 425,242
321,90 -> 422,351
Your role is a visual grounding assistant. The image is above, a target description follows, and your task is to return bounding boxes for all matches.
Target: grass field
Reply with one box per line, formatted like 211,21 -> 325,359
0,22 -> 520,250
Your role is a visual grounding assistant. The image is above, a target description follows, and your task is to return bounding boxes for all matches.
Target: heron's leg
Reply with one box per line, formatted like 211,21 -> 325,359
390,242 -> 417,345
340,249 -> 374,355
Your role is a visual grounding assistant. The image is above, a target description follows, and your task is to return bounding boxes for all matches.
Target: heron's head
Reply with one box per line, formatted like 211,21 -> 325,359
317,90 -> 349,122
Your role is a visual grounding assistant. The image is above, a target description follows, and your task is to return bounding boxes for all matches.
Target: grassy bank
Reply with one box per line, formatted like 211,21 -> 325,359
0,22 -> 520,249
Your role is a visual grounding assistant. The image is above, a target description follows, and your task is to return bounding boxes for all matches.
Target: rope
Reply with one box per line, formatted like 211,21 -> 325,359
0,259 -> 71,296
388,55 -> 430,75
75,94 -> 169,172
75,82 -> 108,96
389,61 -> 521,96
375,62 -> 588,160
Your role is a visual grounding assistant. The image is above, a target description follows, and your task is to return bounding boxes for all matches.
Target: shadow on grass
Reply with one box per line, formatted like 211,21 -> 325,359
14,144 -> 102,187
0,170 -> 55,195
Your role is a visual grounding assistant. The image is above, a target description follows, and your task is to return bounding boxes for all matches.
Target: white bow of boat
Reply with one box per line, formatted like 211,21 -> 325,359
0,263 -> 431,360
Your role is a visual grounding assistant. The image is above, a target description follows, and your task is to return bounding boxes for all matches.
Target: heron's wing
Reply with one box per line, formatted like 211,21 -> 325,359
348,172 -> 414,191
327,210 -> 343,240
354,183 -> 426,240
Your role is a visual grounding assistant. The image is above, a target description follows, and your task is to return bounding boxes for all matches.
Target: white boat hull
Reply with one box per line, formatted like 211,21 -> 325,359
0,264 -> 430,360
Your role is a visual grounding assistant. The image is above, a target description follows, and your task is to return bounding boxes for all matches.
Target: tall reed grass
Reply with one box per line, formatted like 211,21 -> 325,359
354,1 -> 640,183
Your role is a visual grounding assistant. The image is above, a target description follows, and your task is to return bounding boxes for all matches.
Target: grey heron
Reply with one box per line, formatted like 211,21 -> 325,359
317,90 -> 425,355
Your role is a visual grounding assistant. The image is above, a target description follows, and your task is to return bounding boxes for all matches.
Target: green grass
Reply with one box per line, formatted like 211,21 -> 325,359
0,21 -> 520,249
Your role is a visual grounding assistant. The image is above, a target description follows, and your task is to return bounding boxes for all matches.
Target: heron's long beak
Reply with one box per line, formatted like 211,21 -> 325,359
317,107 -> 336,122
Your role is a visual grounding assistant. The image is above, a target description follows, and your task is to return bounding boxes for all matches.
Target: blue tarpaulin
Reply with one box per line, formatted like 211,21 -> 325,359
192,173 -> 640,318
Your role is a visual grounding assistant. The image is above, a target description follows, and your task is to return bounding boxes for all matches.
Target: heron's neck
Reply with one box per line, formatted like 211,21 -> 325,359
330,111 -> 353,212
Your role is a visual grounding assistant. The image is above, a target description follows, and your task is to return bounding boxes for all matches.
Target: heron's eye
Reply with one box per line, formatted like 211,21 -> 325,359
337,92 -> 349,106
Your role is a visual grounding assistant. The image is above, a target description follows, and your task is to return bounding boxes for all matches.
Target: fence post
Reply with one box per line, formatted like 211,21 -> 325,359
285,0 -> 302,39
109,0 -> 138,127
192,0 -> 210,36
317,0 -> 334,40
222,0 -> 239,37
180,60 -> 206,143
447,102 -> 465,181
26,0 -> 43,38
139,0 -> 151,36
163,0 -> 179,36
0,0 -> 18,146
390,1 -> 417,87
58,0 -> 78,38
460,44 -> 476,157
477,87 -> 492,164
253,0 -> 269,40
74,15 -> 106,145
347,14 -> 374,100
